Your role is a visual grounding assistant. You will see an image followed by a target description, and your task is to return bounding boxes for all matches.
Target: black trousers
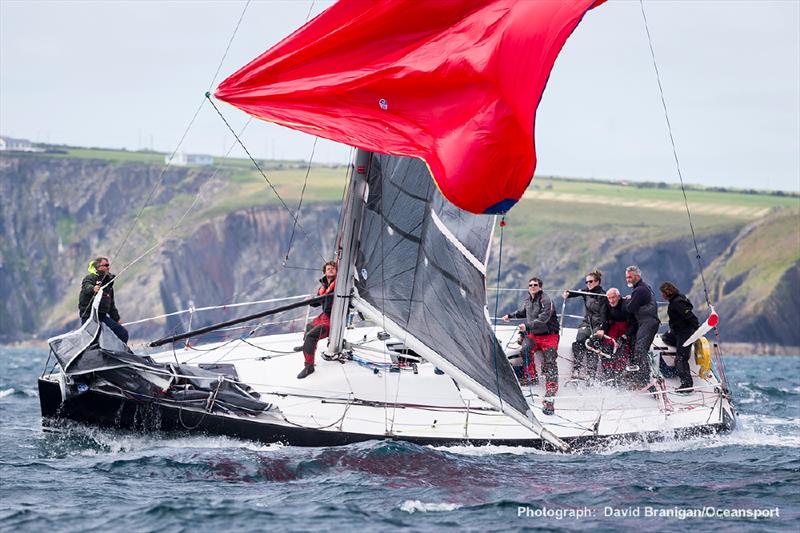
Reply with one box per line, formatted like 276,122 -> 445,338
632,318 -> 659,385
662,329 -> 693,386
571,326 -> 599,377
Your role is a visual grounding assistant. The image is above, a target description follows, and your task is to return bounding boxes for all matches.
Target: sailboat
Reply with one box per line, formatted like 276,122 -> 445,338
38,0 -> 736,452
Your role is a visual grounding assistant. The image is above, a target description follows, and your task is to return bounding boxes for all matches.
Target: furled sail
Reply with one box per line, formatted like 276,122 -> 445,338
215,0 -> 604,214
351,153 -> 565,449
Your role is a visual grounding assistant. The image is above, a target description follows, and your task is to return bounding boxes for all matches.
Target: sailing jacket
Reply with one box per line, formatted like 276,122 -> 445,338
509,291 -> 560,336
667,293 -> 700,334
310,276 -> 335,316
608,299 -> 637,338
565,285 -> 609,333
78,273 -> 120,322
626,279 -> 659,326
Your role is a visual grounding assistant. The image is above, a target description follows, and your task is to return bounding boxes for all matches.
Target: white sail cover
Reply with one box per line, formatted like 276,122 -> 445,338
352,154 -> 534,424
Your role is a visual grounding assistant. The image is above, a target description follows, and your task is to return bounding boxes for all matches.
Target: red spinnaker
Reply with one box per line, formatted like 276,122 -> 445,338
216,0 -> 603,214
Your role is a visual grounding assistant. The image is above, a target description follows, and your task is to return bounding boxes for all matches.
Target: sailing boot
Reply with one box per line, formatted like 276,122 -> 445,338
542,381 -> 558,416
675,380 -> 693,394
542,347 -> 559,415
297,363 -> 315,379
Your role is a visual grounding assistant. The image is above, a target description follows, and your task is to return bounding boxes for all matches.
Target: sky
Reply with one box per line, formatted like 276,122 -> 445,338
1,0 -> 798,191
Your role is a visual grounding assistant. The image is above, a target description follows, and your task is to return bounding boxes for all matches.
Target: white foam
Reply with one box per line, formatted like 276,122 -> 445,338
593,421 -> 800,455
399,500 -> 463,513
0,388 -> 14,399
429,443 -> 550,456
58,427 -> 284,457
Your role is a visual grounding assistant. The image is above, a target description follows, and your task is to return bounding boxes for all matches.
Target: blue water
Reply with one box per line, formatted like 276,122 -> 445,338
1,348 -> 798,532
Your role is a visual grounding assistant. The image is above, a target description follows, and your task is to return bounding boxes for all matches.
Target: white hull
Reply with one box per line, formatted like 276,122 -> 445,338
124,325 -> 736,446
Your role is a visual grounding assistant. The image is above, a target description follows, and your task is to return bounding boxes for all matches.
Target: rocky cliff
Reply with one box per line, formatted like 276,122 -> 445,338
1,153 -> 798,351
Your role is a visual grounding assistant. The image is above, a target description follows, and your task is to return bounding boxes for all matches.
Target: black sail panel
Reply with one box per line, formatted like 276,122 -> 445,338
353,153 -> 530,418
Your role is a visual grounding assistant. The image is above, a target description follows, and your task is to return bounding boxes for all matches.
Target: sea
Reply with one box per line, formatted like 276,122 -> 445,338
1,347 -> 797,532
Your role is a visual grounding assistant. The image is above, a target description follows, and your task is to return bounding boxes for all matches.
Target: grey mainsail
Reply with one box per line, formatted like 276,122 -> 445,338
350,153 -> 566,449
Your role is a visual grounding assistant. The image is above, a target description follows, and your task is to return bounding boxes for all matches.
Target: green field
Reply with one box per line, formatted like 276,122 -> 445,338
16,145 -> 798,229
533,176 -> 798,210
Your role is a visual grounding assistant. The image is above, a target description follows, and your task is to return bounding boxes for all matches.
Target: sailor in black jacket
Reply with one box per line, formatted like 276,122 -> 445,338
624,265 -> 660,387
78,257 -> 128,343
563,269 -> 609,380
660,282 -> 700,392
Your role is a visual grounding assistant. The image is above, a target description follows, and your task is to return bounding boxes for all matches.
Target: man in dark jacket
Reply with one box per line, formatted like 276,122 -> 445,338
297,260 -> 337,379
600,287 -> 636,381
659,282 -> 700,392
624,265 -> 660,387
502,277 -> 560,415
563,269 -> 608,381
78,257 -> 128,343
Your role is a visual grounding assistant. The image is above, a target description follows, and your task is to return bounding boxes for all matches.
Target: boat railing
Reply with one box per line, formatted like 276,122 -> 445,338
122,293 -> 311,327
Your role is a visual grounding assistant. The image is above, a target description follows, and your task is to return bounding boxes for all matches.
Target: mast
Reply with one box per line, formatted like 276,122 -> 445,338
326,148 -> 371,356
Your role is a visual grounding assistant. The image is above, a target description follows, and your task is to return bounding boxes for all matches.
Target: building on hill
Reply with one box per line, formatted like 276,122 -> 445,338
166,152 -> 214,166
0,136 -> 41,152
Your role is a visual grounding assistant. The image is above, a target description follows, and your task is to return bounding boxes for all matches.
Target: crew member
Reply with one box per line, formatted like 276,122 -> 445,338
502,277 -> 560,415
599,287 -> 635,382
659,281 -> 700,393
78,257 -> 128,343
297,260 -> 337,379
563,269 -> 608,381
624,265 -> 660,387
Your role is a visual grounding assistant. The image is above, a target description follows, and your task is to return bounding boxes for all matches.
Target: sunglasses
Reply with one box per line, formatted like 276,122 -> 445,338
585,279 -> 596,284
529,283 -> 539,287
97,263 -> 110,267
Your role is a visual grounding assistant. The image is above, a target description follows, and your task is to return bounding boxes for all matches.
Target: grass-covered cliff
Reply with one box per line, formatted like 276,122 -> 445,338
1,147 -> 798,352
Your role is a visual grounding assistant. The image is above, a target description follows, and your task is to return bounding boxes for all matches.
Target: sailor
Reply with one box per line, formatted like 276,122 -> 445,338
297,260 -> 337,379
563,269 -> 608,381
624,265 -> 660,387
659,282 -> 700,393
78,257 -> 129,343
502,277 -> 560,415
600,287 -> 636,381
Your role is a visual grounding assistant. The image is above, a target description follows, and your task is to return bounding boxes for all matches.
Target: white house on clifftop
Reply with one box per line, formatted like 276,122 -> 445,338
166,152 -> 214,166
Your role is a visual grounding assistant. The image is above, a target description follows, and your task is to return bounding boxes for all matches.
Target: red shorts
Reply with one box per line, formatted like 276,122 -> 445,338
525,332 -> 559,351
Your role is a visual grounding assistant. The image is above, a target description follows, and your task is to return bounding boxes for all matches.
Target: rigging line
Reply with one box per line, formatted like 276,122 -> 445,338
638,1 -> 710,307
280,0 -> 320,262
490,216 -> 507,409
639,1 -> 729,392
284,136 -> 318,264
206,0 -> 251,93
106,118 -> 254,286
111,96 -> 205,262
304,0 -> 317,23
205,94 -> 326,263
111,0 -> 252,263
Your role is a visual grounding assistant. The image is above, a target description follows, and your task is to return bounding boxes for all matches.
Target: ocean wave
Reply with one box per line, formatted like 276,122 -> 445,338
0,388 -> 36,399
399,500 -> 463,513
